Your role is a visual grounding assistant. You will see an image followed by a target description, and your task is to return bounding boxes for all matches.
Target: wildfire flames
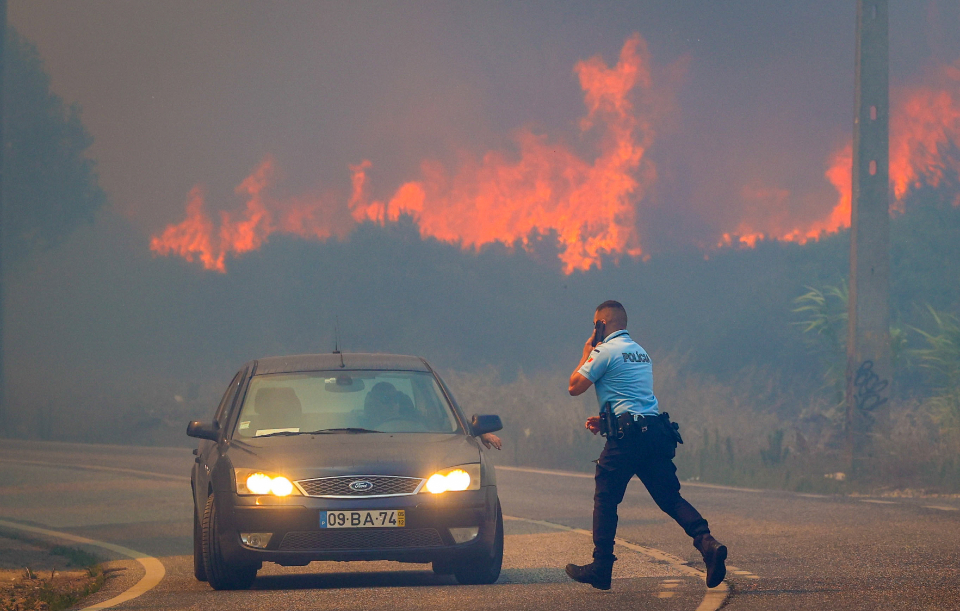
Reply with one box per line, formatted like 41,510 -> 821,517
151,35 -> 667,273
151,36 -> 960,272
722,58 -> 960,248
890,59 -> 960,208
148,157 -> 347,272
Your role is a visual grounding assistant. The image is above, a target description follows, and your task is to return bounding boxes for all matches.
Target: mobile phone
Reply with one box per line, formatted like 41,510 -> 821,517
591,320 -> 606,347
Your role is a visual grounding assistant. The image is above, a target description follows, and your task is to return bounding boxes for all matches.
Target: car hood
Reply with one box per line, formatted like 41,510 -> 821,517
227,433 -> 481,480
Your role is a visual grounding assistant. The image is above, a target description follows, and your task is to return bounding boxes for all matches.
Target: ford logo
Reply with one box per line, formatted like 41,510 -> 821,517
349,480 -> 374,492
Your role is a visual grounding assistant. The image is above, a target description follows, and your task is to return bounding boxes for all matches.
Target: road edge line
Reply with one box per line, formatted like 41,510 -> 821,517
0,519 -> 166,610
504,515 -> 729,611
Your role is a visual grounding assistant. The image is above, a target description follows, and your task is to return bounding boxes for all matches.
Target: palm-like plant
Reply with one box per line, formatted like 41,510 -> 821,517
911,307 -> 960,429
793,283 -> 849,404
793,282 -> 907,404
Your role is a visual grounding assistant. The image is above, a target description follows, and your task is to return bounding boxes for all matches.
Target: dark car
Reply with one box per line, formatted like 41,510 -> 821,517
187,353 -> 504,590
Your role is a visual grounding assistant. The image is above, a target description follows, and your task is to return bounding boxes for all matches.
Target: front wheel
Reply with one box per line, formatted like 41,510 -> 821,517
193,502 -> 207,581
454,500 -> 503,585
201,494 -> 259,590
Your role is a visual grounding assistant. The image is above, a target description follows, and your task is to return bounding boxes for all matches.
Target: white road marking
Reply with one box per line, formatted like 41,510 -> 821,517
504,515 -> 730,611
0,519 -> 165,610
859,499 -> 897,505
923,505 -> 959,511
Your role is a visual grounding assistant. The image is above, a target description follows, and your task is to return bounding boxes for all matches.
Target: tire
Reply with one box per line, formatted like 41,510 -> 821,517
201,494 -> 259,590
454,500 -> 503,585
193,503 -> 207,582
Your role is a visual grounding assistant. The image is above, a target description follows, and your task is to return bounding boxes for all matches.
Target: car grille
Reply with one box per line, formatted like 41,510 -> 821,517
278,529 -> 444,550
296,476 -> 423,497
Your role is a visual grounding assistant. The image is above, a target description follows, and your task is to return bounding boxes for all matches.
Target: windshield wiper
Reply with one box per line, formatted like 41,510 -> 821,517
253,430 -> 304,438
254,427 -> 380,438
304,427 -> 380,434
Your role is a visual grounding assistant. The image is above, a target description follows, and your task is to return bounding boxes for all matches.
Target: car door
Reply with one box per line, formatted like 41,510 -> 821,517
194,368 -> 246,503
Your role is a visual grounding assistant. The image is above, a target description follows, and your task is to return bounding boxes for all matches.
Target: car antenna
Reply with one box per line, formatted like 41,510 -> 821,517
333,316 -> 345,368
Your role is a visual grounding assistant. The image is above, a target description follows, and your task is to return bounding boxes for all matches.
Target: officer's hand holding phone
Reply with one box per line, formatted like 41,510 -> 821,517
582,321 -> 606,359
591,320 -> 606,347
580,321 -> 606,434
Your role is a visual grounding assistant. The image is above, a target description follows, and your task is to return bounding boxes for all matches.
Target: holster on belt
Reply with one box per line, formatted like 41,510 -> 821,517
598,402 -> 621,438
658,411 -> 684,445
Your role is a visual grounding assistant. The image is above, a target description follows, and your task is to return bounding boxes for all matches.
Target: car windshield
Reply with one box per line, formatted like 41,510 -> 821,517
233,370 -> 461,437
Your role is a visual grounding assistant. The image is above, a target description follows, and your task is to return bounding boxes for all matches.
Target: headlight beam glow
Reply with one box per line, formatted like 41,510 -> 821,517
236,469 -> 300,497
422,464 -> 480,494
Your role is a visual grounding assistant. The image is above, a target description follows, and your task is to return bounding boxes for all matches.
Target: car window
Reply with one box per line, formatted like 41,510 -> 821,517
213,370 -> 244,426
233,370 -> 461,437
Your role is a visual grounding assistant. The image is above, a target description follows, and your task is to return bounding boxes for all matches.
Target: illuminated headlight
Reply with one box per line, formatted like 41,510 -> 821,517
234,468 -> 300,497
421,464 -> 481,494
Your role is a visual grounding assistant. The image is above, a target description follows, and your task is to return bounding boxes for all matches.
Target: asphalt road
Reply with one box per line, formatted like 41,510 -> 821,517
0,439 -> 958,610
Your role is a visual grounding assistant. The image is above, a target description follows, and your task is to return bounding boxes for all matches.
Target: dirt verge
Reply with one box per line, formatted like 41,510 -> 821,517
0,532 -> 104,611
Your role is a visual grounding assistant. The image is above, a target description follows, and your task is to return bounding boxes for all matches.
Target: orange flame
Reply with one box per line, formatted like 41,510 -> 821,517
149,186 -> 221,270
151,34 -> 670,273
149,156 -> 346,271
890,58 -> 960,208
817,60 -> 960,232
341,34 -> 662,273
721,58 -> 960,249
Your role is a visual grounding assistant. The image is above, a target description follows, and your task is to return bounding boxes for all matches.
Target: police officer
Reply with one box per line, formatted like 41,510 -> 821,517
565,300 -> 727,590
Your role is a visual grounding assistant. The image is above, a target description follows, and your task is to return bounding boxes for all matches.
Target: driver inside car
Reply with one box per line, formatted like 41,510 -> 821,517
361,382 -> 502,449
363,382 -> 417,428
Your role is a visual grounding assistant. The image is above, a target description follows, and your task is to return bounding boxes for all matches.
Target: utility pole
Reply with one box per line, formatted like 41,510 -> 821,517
845,0 -> 891,477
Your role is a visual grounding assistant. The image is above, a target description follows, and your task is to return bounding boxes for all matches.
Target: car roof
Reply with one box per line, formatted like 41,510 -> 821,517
251,352 -> 432,375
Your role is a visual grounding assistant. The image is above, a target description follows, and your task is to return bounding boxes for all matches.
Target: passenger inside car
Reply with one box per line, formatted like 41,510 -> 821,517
250,387 -> 302,435
363,382 -> 425,431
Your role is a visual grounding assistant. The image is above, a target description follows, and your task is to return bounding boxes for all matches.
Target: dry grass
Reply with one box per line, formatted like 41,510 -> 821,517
0,534 -> 104,611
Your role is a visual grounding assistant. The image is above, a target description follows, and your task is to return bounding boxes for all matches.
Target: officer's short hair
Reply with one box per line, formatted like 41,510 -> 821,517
596,300 -> 627,327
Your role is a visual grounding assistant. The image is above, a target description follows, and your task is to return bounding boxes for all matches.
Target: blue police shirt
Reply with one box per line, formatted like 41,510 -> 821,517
577,330 -> 659,417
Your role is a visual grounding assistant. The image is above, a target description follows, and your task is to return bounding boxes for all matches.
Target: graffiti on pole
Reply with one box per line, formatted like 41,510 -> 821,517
853,360 -> 889,413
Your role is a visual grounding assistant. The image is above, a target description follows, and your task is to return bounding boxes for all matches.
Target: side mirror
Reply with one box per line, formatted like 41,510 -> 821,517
470,414 -> 503,437
186,420 -> 219,441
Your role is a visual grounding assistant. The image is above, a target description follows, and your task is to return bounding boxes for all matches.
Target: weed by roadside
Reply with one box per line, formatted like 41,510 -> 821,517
0,533 -> 105,611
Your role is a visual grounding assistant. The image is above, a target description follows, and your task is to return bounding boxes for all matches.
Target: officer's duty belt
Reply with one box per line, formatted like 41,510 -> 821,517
617,412 -> 658,431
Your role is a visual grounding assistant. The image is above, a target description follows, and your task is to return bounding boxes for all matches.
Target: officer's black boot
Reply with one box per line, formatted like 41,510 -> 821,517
694,533 -> 727,588
564,555 -> 615,590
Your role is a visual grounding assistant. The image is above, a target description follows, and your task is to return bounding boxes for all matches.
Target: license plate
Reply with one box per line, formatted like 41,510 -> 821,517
320,510 -> 405,528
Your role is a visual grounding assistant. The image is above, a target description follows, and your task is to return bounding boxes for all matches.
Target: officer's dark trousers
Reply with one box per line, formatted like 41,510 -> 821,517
593,421 -> 709,560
